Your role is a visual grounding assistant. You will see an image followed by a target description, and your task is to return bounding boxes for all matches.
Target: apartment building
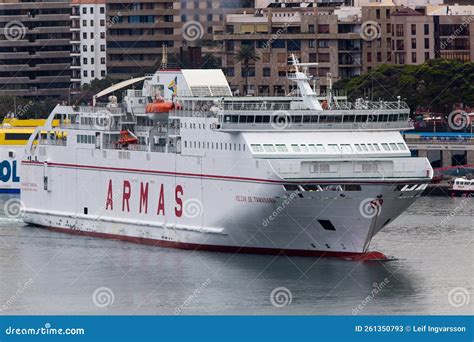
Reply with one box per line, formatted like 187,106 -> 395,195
71,0 -> 107,85
0,0 -> 77,98
214,2 -> 362,96
105,1 -> 179,80
362,4 -> 473,71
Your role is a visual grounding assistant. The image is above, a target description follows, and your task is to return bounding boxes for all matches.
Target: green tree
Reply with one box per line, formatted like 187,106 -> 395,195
334,59 -> 474,115
234,45 -> 260,95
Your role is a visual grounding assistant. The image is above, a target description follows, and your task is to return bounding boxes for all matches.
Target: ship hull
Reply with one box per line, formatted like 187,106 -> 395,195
21,154 -> 423,257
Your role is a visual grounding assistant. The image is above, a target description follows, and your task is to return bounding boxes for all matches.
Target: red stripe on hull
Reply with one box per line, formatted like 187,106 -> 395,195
41,225 -> 387,261
21,160 -> 427,185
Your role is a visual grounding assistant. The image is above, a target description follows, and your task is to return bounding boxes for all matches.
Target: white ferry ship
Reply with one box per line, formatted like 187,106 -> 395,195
21,58 -> 433,260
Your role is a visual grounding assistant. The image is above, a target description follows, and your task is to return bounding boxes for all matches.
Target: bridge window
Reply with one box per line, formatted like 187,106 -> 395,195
397,143 -> 407,150
367,144 -> 375,151
381,143 -> 390,151
263,144 -> 276,153
360,144 -> 369,152
291,144 -> 301,152
300,144 -> 309,152
340,144 -> 353,153
316,144 -> 326,152
389,143 -> 399,151
354,144 -> 362,152
373,144 -> 381,151
275,144 -> 288,152
329,144 -> 340,153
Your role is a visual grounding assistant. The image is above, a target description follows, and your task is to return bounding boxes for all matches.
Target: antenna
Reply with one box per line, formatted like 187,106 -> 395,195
160,43 -> 168,70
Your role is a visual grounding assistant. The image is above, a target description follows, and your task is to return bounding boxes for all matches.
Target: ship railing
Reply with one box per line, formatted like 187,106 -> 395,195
217,121 -> 413,131
404,137 -> 474,145
102,143 -> 168,153
74,105 -> 126,115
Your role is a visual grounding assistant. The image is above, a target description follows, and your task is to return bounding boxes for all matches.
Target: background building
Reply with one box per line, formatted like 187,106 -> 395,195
71,0 -> 107,86
214,2 -> 362,96
105,0 -> 179,80
0,0 -> 77,98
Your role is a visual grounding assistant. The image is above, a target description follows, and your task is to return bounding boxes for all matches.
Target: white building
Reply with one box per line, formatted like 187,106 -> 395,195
71,0 -> 107,86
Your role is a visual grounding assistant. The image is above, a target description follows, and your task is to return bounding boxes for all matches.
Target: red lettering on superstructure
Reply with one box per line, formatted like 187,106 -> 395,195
106,180 -> 113,210
175,185 -> 183,217
139,182 -> 149,214
157,183 -> 165,215
122,180 -> 131,212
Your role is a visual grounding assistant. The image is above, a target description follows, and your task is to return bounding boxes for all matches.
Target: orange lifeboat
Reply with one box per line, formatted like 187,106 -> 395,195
146,99 -> 175,113
118,130 -> 138,145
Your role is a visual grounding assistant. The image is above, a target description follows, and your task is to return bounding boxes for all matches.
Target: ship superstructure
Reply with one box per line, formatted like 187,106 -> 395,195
21,58 -> 433,258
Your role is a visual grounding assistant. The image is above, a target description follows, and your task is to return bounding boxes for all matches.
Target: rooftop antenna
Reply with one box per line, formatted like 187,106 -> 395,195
160,43 -> 168,70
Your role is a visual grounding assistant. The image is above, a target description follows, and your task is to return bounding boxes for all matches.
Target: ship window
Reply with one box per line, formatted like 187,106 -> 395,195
275,144 -> 288,152
263,144 -> 276,153
251,144 -> 264,152
77,135 -> 80,143
360,144 -> 368,152
262,116 -> 270,123
311,115 -> 319,123
390,143 -> 399,151
381,143 -> 390,151
303,116 -> 311,123
283,184 -> 299,191
4,133 -> 32,140
291,144 -> 301,152
316,144 -> 325,152
308,144 -> 316,152
397,143 -> 407,150
354,144 -> 362,152
318,220 -> 336,231
373,144 -> 381,151
340,144 -> 352,153
367,144 -> 375,151
300,144 -> 309,152
329,144 -> 340,153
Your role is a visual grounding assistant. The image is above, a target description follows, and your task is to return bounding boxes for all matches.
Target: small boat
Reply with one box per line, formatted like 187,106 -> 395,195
450,177 -> 474,197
